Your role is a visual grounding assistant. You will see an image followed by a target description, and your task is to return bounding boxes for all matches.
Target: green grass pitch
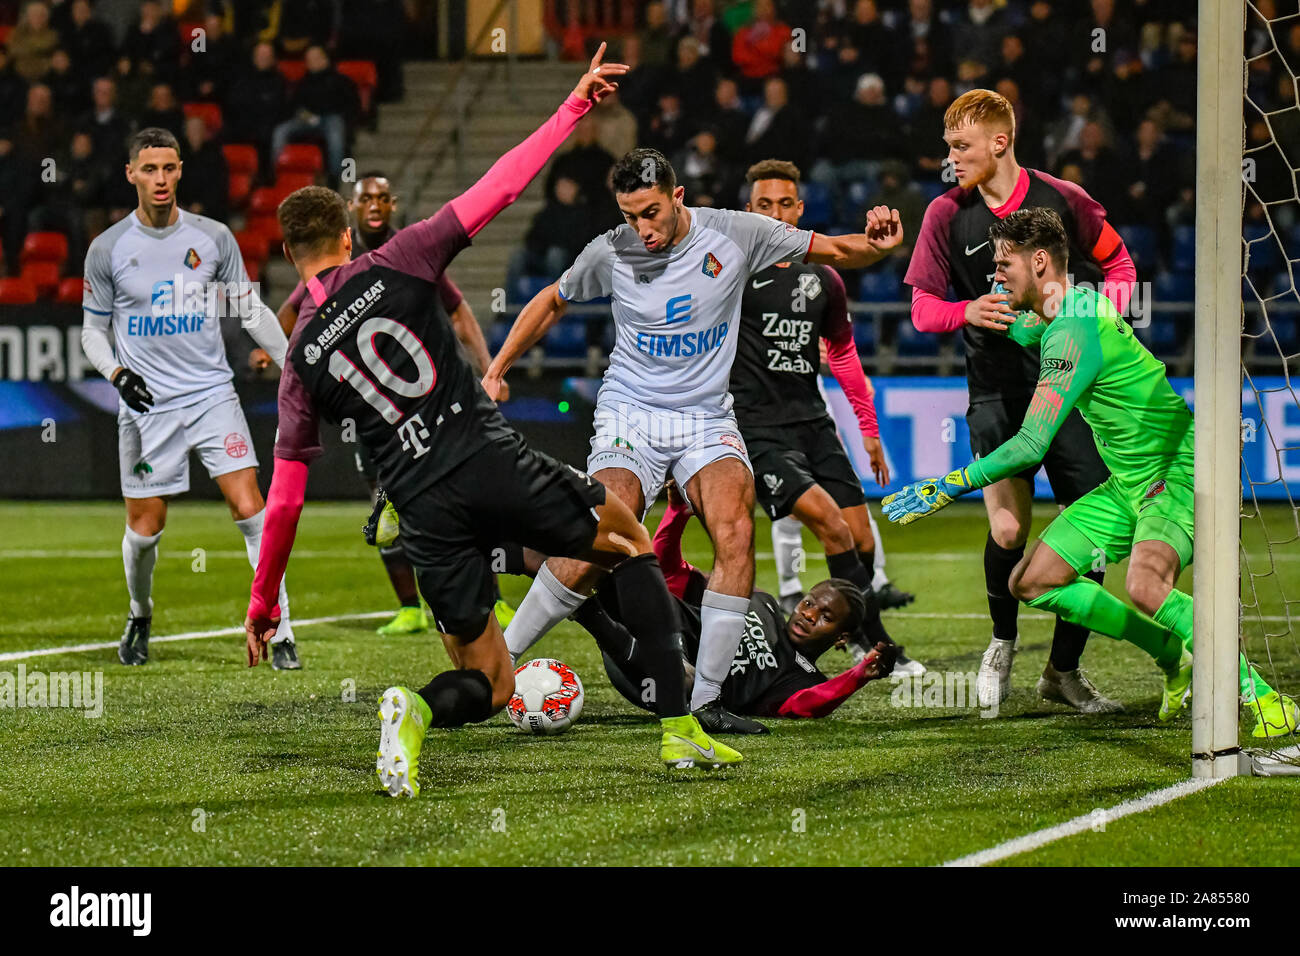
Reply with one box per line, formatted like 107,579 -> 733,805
2,500 -> 1297,866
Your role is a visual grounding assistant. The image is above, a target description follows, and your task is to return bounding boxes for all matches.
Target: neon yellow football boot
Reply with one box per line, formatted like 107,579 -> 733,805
1158,649 -> 1194,721
494,598 -> 516,630
376,686 -> 432,797
1247,691 -> 1300,739
660,714 -> 743,770
377,606 -> 428,636
375,500 -> 400,548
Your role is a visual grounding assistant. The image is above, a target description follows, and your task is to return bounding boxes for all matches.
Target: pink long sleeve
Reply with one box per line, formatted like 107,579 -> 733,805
447,93 -> 591,238
248,458 -> 309,623
652,496 -> 698,599
825,337 -> 879,438
1099,243 -> 1137,315
910,286 -> 968,333
776,657 -> 876,718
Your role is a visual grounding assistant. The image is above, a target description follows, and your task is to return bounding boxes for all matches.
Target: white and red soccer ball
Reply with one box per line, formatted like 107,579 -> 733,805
506,658 -> 584,735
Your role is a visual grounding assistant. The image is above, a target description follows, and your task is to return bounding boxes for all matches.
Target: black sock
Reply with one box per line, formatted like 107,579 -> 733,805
380,538 -> 420,608
984,533 -> 1023,642
858,549 -> 876,589
572,598 -> 661,714
1049,568 -> 1101,671
609,553 -> 688,718
417,669 -> 493,727
826,550 -> 892,647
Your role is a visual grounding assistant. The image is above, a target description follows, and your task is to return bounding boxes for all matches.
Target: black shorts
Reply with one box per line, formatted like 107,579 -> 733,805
743,415 -> 866,520
396,435 -> 606,637
967,395 -> 1109,505
354,442 -> 378,483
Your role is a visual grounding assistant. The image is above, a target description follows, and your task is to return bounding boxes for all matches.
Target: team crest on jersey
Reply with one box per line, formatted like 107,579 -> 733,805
303,343 -> 322,365
797,273 -> 822,300
132,460 -> 152,476
183,248 -> 202,270
1144,479 -> 1167,500
701,252 -> 723,278
719,433 -> 745,454
612,436 -> 635,452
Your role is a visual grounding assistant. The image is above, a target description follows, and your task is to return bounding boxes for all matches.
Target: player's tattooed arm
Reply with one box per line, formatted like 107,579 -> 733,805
481,282 -> 567,401
806,206 -> 903,269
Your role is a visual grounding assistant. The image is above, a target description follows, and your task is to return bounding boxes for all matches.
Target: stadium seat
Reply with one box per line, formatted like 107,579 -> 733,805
275,143 -> 324,177
800,181 -> 833,231
514,273 -> 553,304
1273,316 -> 1300,355
489,320 -> 512,353
895,319 -> 941,357
223,144 -> 259,179
851,315 -> 876,351
543,317 -> 588,358
337,60 -> 378,115
1153,270 -> 1194,303
246,212 -> 282,243
248,187 -> 283,217
917,179 -> 947,202
276,172 -> 316,194
0,277 -> 38,304
858,269 -> 901,302
235,230 -> 270,268
55,277 -> 84,304
1244,222 -> 1282,274
22,262 -> 60,298
278,59 -> 307,85
20,231 -> 68,267
1116,224 -> 1157,273
1171,224 -> 1195,272
228,171 -> 253,207
182,101 -> 223,135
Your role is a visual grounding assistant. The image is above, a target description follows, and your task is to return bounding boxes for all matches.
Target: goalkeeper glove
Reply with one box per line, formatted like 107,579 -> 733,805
113,367 -> 155,413
882,467 -> 975,525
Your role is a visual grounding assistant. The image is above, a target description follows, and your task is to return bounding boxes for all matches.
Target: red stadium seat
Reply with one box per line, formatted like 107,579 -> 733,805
278,59 -> 307,85
182,101 -> 223,135
228,171 -> 252,207
247,212 -> 282,243
0,277 -> 38,304
275,143 -> 323,177
244,258 -> 262,282
56,277 -> 84,304
22,262 -> 60,299
223,143 -> 259,178
275,172 -> 315,194
234,230 -> 270,267
248,187 -> 282,216
337,60 -> 378,114
21,231 -> 68,267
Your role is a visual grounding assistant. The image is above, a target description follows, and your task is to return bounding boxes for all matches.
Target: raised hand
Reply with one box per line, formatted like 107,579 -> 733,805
571,42 -> 629,104
864,205 -> 903,254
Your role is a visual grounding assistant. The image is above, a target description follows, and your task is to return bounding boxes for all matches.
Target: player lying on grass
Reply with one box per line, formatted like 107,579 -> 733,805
579,486 -> 897,719
245,46 -> 746,796
882,207 -> 1297,737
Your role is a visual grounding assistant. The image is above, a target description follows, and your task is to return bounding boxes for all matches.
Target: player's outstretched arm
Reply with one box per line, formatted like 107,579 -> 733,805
244,457 -> 307,666
775,642 -> 898,718
806,205 -> 903,270
481,282 -> 567,401
446,43 -> 626,240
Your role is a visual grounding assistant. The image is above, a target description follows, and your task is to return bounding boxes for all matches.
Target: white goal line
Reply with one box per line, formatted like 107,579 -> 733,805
940,776 -> 1230,867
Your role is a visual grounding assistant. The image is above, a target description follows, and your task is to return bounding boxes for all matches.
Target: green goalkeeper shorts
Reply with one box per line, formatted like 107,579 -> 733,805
1038,465 -> 1194,574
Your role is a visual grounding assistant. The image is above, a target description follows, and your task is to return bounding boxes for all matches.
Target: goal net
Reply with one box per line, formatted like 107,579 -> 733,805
1197,0 -> 1300,776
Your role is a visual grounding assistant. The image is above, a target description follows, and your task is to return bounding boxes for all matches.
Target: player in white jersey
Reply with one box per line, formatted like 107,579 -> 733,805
483,148 -> 901,734
80,128 -> 297,668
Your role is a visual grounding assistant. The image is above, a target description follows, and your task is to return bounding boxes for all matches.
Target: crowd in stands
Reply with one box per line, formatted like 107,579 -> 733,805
520,0 -> 1299,370
0,0 -> 408,302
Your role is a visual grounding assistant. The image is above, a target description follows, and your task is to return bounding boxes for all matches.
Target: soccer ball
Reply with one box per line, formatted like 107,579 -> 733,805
507,658 -> 584,735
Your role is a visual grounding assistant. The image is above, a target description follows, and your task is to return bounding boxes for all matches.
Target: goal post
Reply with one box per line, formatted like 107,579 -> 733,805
1192,0 -> 1246,779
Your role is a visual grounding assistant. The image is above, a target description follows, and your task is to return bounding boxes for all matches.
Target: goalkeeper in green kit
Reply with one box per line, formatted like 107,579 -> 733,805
884,207 -> 1297,737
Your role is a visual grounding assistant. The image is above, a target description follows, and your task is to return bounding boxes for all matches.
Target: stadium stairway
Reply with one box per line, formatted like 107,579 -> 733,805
262,59 -> 578,322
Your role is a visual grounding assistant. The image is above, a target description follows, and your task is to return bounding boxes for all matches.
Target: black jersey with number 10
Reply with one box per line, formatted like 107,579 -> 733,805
275,205 -> 513,506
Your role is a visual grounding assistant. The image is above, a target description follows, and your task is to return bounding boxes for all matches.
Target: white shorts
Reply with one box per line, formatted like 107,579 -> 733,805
118,390 -> 259,498
586,400 -> 752,514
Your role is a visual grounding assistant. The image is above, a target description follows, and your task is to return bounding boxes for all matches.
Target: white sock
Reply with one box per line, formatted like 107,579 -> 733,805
771,516 -> 804,598
866,505 -> 889,591
122,525 -> 161,619
505,562 -> 585,663
236,510 -> 294,644
691,590 -> 750,710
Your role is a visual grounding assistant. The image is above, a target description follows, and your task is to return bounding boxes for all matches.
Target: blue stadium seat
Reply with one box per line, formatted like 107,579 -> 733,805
543,317 -> 588,358
1116,224 -> 1157,274
514,273 -> 552,305
800,181 -> 833,231
1244,222 -> 1282,274
917,179 -> 947,202
1153,270 -> 1194,303
1268,315 -> 1300,355
895,319 -> 941,356
488,320 -> 512,353
858,269 -> 901,302
1171,225 -> 1196,272
851,314 -> 876,351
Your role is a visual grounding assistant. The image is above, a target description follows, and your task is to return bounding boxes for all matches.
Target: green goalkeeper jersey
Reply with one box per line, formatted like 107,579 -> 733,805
967,285 -> 1192,489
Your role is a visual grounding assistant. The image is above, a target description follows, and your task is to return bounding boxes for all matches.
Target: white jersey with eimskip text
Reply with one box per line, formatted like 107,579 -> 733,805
558,206 -> 815,415
83,209 -> 253,413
